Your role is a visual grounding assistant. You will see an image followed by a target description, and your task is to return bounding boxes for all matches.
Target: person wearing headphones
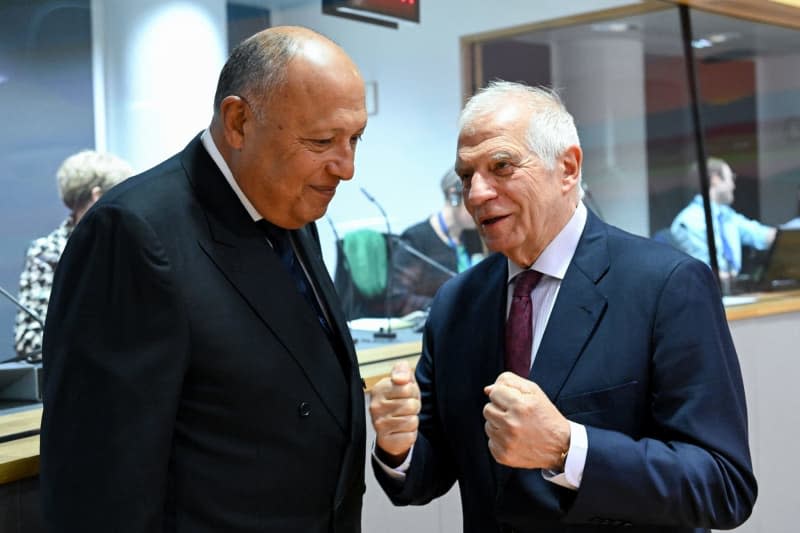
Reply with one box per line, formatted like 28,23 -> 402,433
390,169 -> 483,316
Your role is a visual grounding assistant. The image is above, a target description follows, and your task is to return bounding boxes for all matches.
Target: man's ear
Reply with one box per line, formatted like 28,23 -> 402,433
560,145 -> 583,194
218,95 -> 249,150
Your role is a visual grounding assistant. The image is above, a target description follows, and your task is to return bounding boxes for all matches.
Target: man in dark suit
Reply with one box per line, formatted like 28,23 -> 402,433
41,26 -> 368,532
369,81 -> 756,532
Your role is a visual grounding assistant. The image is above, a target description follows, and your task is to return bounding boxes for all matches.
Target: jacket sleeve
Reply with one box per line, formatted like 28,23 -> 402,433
372,322 -> 458,505
565,258 -> 757,529
40,204 -> 189,532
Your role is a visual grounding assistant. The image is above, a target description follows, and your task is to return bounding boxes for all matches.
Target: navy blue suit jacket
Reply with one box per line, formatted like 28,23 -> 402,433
375,210 -> 756,533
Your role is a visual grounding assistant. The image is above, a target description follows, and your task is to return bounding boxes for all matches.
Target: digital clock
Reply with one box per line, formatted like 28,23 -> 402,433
322,0 -> 420,27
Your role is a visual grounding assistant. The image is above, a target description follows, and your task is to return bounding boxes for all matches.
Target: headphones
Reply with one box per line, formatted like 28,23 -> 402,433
447,181 -> 463,207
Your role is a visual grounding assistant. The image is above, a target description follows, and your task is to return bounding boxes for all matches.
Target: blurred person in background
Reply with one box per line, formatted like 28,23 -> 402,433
671,157 -> 775,279
13,150 -> 133,359
391,168 -> 483,315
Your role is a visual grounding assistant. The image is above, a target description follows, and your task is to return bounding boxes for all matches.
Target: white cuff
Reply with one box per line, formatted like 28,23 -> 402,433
542,421 -> 588,490
371,440 -> 414,481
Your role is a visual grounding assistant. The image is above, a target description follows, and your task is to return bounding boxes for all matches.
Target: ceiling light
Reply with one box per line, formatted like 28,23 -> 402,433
708,32 -> 741,44
590,22 -> 639,33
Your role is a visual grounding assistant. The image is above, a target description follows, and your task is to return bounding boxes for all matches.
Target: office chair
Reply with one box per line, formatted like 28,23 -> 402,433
333,229 -> 393,320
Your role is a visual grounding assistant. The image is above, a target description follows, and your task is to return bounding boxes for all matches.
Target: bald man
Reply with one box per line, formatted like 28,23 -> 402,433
41,27 -> 368,532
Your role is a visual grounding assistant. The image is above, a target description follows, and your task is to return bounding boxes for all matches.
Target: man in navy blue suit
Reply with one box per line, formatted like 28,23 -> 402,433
369,81 -> 756,532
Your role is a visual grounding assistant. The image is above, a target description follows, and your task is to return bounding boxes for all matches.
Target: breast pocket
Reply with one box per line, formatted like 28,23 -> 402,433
557,381 -> 640,428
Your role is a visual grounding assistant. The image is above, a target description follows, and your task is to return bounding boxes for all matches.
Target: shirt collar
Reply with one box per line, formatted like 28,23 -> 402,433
692,194 -> 730,218
507,201 -> 588,283
201,129 -> 262,222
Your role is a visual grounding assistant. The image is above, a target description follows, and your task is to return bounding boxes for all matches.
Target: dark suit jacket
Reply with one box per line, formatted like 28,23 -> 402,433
41,135 -> 366,532
375,210 -> 756,533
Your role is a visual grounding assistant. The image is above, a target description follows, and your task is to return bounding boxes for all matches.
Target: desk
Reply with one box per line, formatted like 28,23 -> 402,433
353,327 -> 422,390
0,407 -> 41,485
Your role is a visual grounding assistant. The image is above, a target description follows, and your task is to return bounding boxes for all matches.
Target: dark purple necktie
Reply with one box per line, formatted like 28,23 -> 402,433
505,270 -> 542,377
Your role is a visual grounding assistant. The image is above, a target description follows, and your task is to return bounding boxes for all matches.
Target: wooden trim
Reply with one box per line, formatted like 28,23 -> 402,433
667,0 -> 800,30
725,291 -> 800,321
460,1 -> 669,46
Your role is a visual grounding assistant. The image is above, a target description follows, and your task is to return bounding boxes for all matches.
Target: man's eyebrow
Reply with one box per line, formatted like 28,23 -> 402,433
489,151 -> 514,162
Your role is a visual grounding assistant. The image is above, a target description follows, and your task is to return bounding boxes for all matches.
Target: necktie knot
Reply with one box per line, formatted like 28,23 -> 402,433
257,219 -> 290,254
512,270 -> 542,297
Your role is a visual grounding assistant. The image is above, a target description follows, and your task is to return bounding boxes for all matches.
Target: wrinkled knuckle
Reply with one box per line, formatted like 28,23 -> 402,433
412,398 -> 422,414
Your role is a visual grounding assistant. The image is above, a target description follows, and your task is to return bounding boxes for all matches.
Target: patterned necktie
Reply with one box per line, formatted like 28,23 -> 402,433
717,212 -> 737,272
505,270 -> 542,377
257,220 -> 332,335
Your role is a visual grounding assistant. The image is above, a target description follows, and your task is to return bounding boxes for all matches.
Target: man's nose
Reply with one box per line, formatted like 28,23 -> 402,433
327,144 -> 356,181
466,172 -> 496,207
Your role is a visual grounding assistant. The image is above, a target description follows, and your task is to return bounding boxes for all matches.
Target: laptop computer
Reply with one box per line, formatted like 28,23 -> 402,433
749,228 -> 800,291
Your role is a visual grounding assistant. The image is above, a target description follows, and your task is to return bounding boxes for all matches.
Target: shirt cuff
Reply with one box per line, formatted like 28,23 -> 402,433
371,440 -> 414,481
542,421 -> 588,490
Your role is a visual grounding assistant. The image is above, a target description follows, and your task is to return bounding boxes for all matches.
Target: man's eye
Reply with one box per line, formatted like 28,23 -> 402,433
311,138 -> 332,146
350,133 -> 363,145
493,161 -> 514,174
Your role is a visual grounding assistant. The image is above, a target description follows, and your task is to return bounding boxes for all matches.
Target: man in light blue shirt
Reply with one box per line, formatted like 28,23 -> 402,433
671,157 -> 776,276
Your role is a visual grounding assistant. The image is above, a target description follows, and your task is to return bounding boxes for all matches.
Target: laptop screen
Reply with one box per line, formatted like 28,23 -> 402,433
759,228 -> 800,290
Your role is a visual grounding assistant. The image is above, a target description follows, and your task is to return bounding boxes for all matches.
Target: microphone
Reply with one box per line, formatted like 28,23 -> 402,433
0,285 -> 44,363
360,187 -> 396,339
394,239 -> 457,278
0,285 -> 44,327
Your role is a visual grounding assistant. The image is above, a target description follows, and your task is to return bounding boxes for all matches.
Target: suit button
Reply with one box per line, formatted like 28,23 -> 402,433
298,401 -> 312,417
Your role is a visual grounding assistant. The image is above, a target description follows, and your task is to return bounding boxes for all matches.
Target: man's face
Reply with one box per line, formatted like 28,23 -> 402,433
234,49 -> 367,229
455,104 -> 579,268
712,163 -> 736,206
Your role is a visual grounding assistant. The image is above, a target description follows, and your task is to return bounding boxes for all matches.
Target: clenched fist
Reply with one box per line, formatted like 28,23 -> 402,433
369,360 -> 421,467
483,372 -> 570,470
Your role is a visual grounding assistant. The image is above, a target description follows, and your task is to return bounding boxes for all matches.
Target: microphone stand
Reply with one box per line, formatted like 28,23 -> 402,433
395,239 -> 457,278
0,285 -> 45,363
360,188 -> 397,339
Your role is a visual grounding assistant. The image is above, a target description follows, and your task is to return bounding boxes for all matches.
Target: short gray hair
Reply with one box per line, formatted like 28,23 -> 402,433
459,81 -> 580,169
213,30 -> 302,120
459,81 -> 583,198
56,150 -> 133,212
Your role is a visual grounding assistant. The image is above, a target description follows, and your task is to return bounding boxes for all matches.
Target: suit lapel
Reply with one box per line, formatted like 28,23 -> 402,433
182,136 -> 349,432
531,210 -> 609,401
463,254 -> 512,492
473,254 -> 510,392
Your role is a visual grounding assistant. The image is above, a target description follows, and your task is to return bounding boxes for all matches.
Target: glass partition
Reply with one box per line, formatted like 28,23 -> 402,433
465,4 -> 800,297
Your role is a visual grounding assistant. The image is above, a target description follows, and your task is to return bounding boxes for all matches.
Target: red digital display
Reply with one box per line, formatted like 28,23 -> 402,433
324,0 -> 420,23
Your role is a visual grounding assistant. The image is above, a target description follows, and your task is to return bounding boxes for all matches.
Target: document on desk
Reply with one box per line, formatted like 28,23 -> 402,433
348,317 -> 413,331
722,295 -> 758,307
348,310 -> 428,332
